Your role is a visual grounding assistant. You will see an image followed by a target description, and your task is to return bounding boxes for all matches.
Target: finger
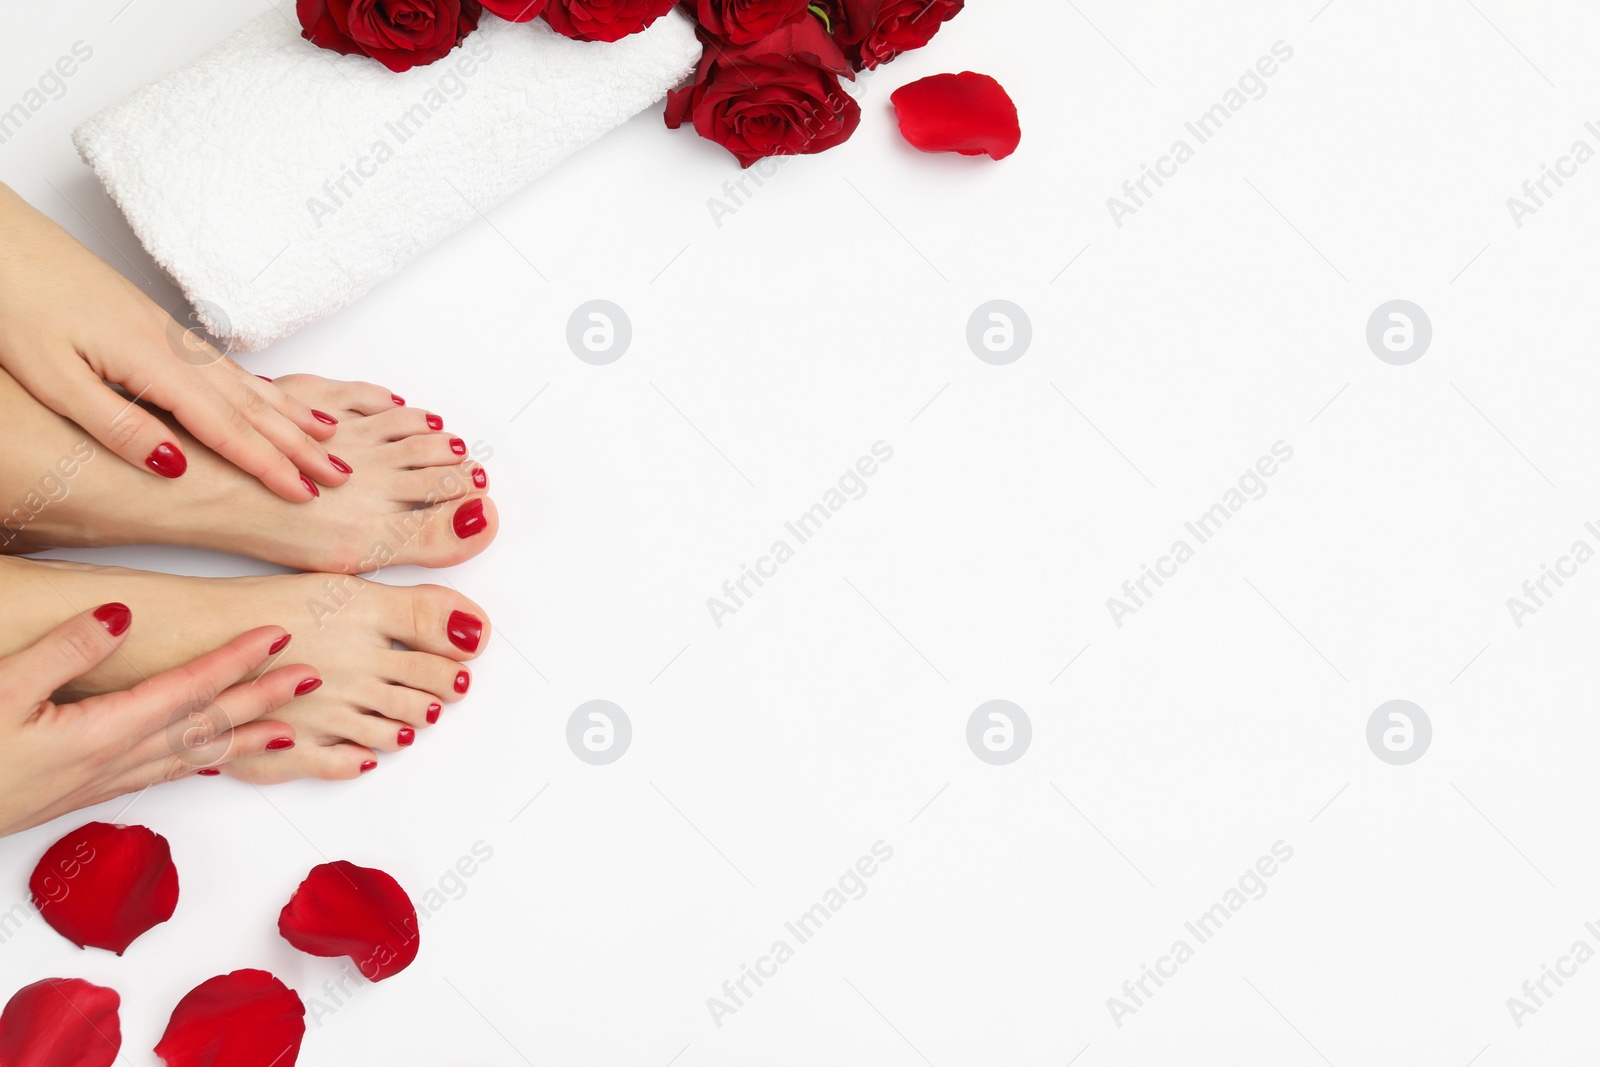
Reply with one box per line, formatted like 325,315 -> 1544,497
155,375 -> 323,502
212,358 -> 335,441
125,660 -> 317,768
33,366 -> 191,482
117,626 -> 294,736
208,364 -> 352,485
105,719 -> 294,790
0,602 -> 131,705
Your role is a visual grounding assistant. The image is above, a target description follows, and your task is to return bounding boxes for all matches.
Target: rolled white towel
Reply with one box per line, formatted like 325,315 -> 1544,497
73,10 -> 701,351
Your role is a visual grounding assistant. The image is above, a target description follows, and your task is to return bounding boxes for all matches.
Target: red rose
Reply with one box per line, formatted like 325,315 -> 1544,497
817,0 -> 962,69
693,0 -> 811,45
541,0 -> 678,42
665,17 -> 861,168
297,0 -> 483,72
481,0 -> 547,18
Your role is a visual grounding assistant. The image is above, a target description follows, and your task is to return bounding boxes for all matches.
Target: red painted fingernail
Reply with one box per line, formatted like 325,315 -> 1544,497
301,475 -> 319,498
328,455 -> 352,475
269,634 -> 291,655
449,437 -> 466,456
294,677 -> 322,696
312,409 -> 338,426
266,737 -> 295,751
447,610 -> 483,653
92,602 -> 132,637
454,670 -> 470,694
453,498 -> 487,539
426,703 -> 441,725
391,393 -> 406,406
397,727 -> 415,747
472,468 -> 487,489
359,760 -> 378,773
256,375 -> 273,383
196,768 -> 222,776
426,414 -> 443,431
145,442 -> 187,478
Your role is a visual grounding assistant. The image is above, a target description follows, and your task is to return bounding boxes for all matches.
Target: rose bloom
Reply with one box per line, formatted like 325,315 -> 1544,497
665,16 -> 861,168
298,0 -> 483,72
693,0 -> 811,45
541,0 -> 679,42
815,0 -> 963,69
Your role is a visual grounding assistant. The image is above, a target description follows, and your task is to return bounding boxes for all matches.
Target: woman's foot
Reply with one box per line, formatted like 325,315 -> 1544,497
0,556 -> 489,782
0,369 -> 497,572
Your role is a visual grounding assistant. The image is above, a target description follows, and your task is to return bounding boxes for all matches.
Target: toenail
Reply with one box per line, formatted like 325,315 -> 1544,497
447,610 -> 483,654
294,677 -> 323,696
426,703 -> 441,724
145,442 -> 187,479
328,455 -> 352,475
397,727 -> 415,747
471,468 -> 487,489
360,760 -> 378,773
93,602 -> 132,638
269,634 -> 291,655
391,393 -> 406,406
452,499 -> 487,539
449,437 -> 466,456
312,409 -> 338,425
196,768 -> 221,776
426,413 -> 443,431
300,475 -> 320,498
266,737 -> 295,750
454,670 -> 470,694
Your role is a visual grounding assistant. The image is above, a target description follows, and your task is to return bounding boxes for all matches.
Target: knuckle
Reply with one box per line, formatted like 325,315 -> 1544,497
57,621 -> 107,672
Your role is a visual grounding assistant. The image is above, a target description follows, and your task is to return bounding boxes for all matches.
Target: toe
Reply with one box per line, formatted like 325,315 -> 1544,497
357,680 -> 445,728
225,741 -> 378,783
273,375 -> 401,417
394,465 -> 479,504
384,494 -> 497,567
345,407 -> 447,443
380,650 -> 473,703
388,432 -> 471,469
338,709 -> 418,754
369,582 -> 490,658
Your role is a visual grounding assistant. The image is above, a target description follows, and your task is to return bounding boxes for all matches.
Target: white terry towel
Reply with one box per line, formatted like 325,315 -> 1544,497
74,10 -> 701,351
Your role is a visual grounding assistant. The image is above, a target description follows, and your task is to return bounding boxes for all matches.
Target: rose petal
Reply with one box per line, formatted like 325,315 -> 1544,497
542,0 -> 677,42
29,822 -> 178,955
0,978 -> 121,1067
278,861 -> 419,981
890,71 -> 1020,160
481,0 -> 548,21
154,970 -> 305,1067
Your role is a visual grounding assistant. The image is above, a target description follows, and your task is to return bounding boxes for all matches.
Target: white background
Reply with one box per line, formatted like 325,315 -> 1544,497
3,0 -> 1600,1063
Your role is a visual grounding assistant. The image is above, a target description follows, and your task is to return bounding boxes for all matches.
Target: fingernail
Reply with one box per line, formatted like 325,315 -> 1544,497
328,455 -> 352,475
301,475 -> 320,498
196,768 -> 222,776
472,468 -> 487,489
452,498 -> 487,539
266,737 -> 295,751
449,437 -> 467,456
269,634 -> 291,655
311,409 -> 338,426
145,442 -> 187,478
359,760 -> 378,773
426,703 -> 441,725
391,394 -> 406,406
447,610 -> 483,654
454,670 -> 470,694
294,677 -> 322,696
397,727 -> 415,747
426,414 -> 443,431
92,602 -> 132,637
256,375 -> 274,383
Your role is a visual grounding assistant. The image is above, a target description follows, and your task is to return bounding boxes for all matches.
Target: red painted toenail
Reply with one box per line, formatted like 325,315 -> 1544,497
196,768 -> 221,776
360,760 -> 378,773
426,414 -> 443,431
397,727 -> 415,747
391,393 -> 406,406
449,437 -> 466,456
454,670 -> 470,694
92,602 -> 132,637
447,610 -> 483,653
426,703 -> 441,724
266,737 -> 295,750
312,409 -> 338,425
145,442 -> 187,478
294,677 -> 322,696
472,468 -> 487,489
328,455 -> 352,475
269,634 -> 291,655
452,498 -> 487,539
301,475 -> 320,498
256,375 -> 273,383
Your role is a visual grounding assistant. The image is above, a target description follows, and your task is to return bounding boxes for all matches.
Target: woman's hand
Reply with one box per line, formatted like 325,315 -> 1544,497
0,603 -> 316,838
0,182 -> 350,503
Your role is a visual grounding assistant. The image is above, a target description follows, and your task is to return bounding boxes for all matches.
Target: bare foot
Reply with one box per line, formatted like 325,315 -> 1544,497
0,556 -> 489,782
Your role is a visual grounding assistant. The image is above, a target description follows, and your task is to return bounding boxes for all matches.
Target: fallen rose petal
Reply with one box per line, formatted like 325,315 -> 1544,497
0,978 -> 121,1067
278,861 -> 419,981
890,71 -> 1020,160
154,970 -> 305,1067
29,822 -> 178,955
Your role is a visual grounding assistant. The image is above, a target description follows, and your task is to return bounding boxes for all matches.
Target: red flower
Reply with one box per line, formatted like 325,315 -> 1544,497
542,0 -> 678,42
665,17 -> 861,168
0,978 -> 121,1067
30,822 -> 178,955
297,0 -> 483,72
278,861 -> 420,981
481,0 -> 548,19
815,0 -> 962,69
693,0 -> 811,45
154,971 -> 305,1067
891,72 -> 1020,160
